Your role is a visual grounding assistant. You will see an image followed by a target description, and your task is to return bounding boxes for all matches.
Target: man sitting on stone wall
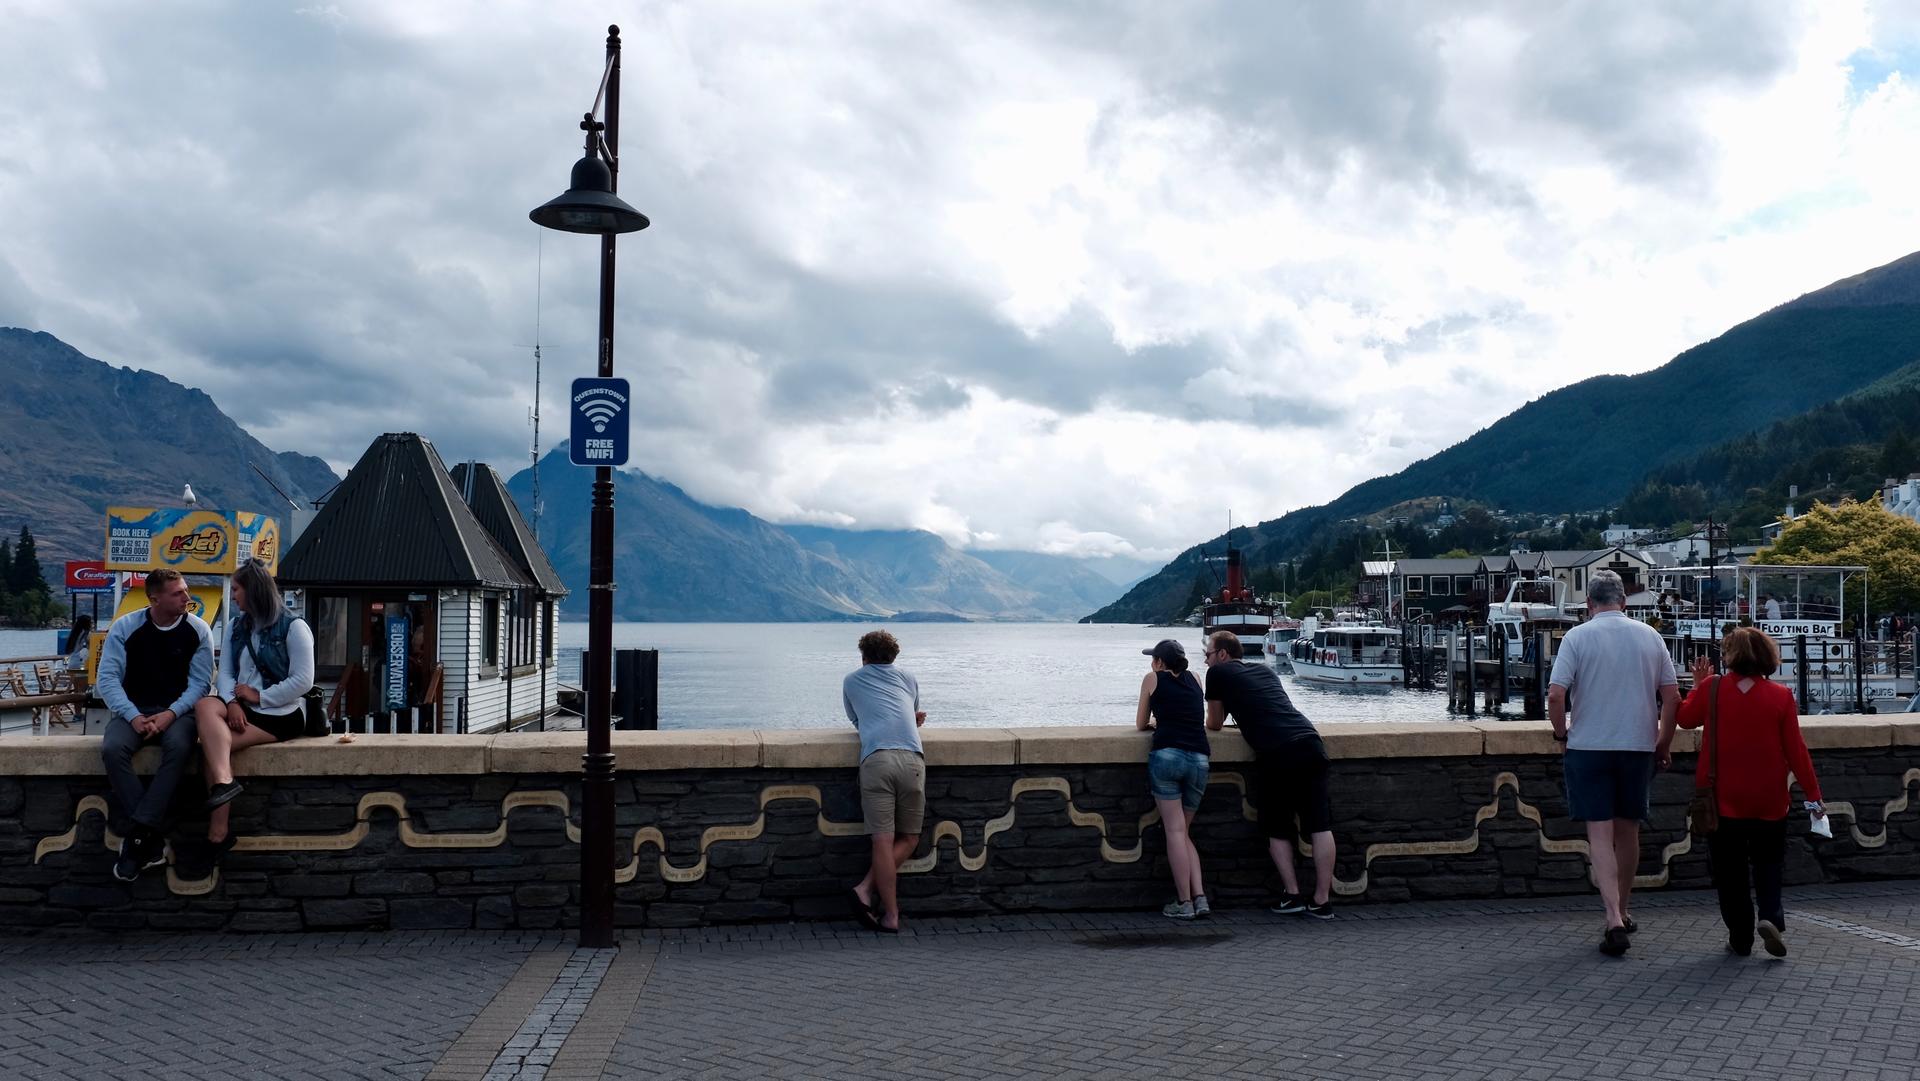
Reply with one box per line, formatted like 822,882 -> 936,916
94,567 -> 214,882
1203,630 -> 1338,919
1549,568 -> 1680,957
843,630 -> 927,933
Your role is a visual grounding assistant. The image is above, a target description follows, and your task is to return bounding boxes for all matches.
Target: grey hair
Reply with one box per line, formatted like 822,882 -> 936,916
233,559 -> 283,624
1587,569 -> 1627,607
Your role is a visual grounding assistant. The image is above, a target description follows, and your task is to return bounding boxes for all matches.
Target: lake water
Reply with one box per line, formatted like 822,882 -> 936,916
551,622 -> 1460,729
2,623 -> 1466,730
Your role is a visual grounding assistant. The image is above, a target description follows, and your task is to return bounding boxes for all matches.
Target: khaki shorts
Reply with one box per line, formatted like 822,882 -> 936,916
859,749 -> 926,836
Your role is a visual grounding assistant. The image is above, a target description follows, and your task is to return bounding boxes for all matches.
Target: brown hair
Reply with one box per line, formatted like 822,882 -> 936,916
1721,626 -> 1780,677
144,568 -> 185,597
1207,630 -> 1243,659
232,559 -> 283,625
858,630 -> 901,664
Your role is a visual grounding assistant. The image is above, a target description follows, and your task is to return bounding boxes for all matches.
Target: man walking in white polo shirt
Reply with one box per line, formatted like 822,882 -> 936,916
1549,569 -> 1680,956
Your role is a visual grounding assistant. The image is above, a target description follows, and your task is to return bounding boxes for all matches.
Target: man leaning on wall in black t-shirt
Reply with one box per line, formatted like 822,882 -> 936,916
1203,631 -> 1338,919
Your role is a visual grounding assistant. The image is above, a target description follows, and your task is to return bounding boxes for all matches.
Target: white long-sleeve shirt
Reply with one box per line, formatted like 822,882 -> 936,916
218,618 -> 316,717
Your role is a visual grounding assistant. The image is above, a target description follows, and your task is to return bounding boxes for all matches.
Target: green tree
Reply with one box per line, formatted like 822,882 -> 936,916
8,526 -> 48,594
0,539 -> 11,622
1754,501 -> 1920,615
1880,430 -> 1916,480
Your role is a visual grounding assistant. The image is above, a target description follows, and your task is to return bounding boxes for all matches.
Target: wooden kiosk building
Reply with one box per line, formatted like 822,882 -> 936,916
279,433 -> 567,733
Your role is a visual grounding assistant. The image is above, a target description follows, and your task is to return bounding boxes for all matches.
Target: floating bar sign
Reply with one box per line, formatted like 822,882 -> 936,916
1676,619 -> 1839,639
570,377 -> 631,466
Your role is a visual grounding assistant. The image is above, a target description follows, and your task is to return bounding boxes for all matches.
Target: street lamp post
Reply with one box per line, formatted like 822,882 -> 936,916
529,24 -> 650,948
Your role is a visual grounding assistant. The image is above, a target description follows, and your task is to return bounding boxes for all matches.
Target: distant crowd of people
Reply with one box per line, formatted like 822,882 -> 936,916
844,568 -> 1828,960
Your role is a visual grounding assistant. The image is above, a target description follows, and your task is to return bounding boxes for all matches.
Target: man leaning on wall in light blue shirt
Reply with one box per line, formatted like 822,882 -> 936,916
842,630 -> 926,934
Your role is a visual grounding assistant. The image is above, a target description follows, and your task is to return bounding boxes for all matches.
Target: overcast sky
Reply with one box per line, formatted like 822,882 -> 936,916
5,2 -> 1920,563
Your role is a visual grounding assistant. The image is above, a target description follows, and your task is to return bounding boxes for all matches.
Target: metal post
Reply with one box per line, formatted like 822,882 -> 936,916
1855,629 -> 1867,713
1464,627 -> 1477,718
578,24 -> 623,951
1796,634 -> 1809,708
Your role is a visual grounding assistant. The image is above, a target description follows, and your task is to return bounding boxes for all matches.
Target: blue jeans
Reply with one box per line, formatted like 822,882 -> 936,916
1147,747 -> 1210,811
99,714 -> 198,833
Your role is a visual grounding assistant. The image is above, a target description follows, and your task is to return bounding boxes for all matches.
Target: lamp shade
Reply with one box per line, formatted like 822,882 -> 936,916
529,153 -> 651,234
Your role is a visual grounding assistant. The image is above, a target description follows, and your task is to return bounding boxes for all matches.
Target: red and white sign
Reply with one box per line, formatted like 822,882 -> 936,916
65,560 -> 146,593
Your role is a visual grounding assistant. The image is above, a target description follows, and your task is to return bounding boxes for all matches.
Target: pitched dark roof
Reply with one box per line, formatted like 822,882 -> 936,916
279,433 -> 533,591
449,462 -> 568,597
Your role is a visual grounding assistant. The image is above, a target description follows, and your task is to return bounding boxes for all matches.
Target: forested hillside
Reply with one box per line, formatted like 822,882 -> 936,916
1089,251 -> 1920,623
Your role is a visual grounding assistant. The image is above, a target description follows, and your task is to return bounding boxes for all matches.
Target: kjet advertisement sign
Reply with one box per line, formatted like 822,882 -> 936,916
570,377 -> 631,466
104,508 -> 280,575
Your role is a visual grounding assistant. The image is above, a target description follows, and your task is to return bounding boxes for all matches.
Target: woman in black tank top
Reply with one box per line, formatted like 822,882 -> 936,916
1135,639 -> 1211,920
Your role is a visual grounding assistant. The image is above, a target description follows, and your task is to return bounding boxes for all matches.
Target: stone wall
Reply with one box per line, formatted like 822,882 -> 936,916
2,719 -> 1916,932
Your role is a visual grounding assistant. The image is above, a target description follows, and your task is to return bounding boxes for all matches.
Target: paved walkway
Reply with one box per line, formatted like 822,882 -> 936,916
2,882 -> 1917,1081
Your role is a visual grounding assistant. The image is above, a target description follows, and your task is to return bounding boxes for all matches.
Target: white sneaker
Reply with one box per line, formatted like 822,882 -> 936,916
1192,894 -> 1211,918
1161,900 -> 1195,921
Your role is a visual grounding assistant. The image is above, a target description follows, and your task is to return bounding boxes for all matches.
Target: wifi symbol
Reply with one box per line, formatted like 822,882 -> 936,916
581,399 -> 620,433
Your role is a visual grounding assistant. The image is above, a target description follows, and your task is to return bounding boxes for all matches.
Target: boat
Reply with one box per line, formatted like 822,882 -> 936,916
1288,612 -> 1404,686
1263,608 -> 1303,665
1484,578 -> 1580,663
1200,547 -> 1274,657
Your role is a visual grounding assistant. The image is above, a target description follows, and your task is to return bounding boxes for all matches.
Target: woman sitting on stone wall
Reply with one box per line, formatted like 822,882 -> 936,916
1681,627 -> 1826,959
192,560 -> 315,869
1135,639 -> 1211,921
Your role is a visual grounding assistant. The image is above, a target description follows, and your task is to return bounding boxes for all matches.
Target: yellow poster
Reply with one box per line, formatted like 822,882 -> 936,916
110,586 -> 224,628
236,512 -> 282,574
104,508 -> 279,574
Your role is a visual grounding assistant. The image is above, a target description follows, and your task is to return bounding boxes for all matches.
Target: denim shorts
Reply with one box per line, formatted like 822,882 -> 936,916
1147,747 -> 1210,811
1562,749 -> 1655,823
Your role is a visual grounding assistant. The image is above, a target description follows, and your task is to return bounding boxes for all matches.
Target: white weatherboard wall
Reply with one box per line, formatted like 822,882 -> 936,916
436,591 -> 561,733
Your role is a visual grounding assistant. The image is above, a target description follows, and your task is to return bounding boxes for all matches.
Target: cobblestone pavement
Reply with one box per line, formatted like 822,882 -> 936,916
4,883 -> 1919,1080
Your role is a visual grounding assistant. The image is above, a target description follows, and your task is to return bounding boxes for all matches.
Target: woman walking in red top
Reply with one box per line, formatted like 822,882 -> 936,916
1681,628 -> 1827,958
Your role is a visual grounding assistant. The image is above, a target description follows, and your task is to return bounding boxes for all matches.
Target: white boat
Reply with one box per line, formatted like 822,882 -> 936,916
1288,615 -> 1403,686
1263,613 -> 1303,666
1484,578 -> 1580,663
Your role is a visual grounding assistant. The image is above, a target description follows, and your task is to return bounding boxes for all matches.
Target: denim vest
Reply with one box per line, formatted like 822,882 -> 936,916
231,610 -> 293,685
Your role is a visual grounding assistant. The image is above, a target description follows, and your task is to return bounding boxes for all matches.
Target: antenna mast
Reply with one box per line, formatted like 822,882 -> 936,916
529,232 -> 544,541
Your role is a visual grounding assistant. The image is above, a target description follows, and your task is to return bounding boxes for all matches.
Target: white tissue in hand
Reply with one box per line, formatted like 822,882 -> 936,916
1810,816 -> 1832,838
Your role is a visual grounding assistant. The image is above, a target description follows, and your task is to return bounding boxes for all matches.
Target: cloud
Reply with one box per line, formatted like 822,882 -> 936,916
1,1 -> 1917,558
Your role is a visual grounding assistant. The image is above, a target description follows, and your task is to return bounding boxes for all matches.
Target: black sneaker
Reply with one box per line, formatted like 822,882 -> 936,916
111,842 -> 142,883
1268,893 -> 1307,915
1304,901 -> 1335,920
1757,920 -> 1787,958
112,831 -> 164,882
1726,939 -> 1752,957
205,781 -> 244,810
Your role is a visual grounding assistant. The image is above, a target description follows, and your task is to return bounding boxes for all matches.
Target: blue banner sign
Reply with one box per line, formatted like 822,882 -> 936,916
384,614 -> 410,711
570,377 -> 631,466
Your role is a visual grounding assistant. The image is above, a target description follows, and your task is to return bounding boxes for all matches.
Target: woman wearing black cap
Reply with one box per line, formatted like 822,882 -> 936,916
1135,638 -> 1211,920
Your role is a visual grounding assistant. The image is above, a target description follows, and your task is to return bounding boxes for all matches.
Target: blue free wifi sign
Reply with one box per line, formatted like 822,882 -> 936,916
570,377 -> 631,466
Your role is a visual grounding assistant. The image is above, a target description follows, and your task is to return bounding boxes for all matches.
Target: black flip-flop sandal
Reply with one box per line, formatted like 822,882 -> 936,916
849,889 -> 880,931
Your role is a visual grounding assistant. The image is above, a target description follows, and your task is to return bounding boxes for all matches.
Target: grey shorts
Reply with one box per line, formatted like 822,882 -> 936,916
859,749 -> 926,836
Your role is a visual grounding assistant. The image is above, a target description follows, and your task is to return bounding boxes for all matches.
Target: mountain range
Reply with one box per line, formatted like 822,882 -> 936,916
503,452 -> 1135,621
1090,250 -> 1920,623
0,328 -> 1141,620
0,328 -> 340,563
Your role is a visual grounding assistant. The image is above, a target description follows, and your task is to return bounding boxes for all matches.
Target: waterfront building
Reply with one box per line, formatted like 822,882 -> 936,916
279,433 -> 566,733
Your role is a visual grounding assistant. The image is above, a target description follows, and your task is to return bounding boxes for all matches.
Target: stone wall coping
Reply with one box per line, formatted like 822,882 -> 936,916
3,716 -> 1913,776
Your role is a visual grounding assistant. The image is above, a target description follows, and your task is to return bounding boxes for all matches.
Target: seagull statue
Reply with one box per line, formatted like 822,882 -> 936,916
182,483 -> 197,507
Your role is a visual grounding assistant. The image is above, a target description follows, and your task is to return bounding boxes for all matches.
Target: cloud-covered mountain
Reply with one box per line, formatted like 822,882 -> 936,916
506,451 -> 1124,621
0,328 -> 339,566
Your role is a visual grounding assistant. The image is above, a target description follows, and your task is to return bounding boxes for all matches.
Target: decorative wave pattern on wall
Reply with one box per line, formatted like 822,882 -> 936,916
29,768 -> 1918,898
